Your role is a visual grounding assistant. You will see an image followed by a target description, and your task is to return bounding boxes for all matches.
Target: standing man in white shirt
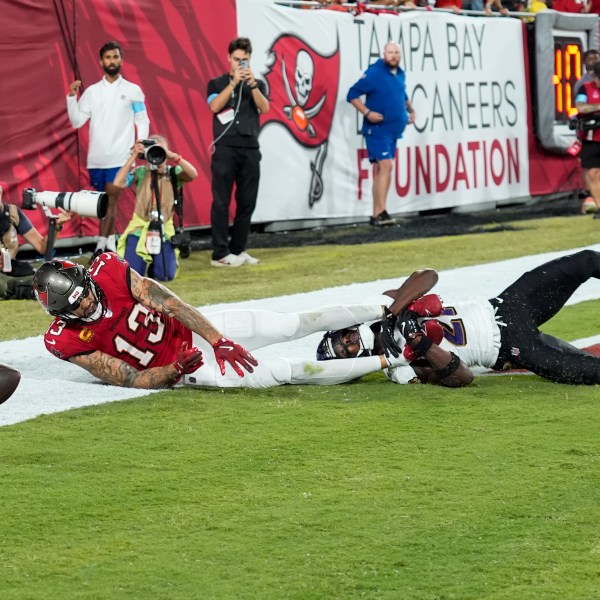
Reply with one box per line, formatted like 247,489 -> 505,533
67,41 -> 150,262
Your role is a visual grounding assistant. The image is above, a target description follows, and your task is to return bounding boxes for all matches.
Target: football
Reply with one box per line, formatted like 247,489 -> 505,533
0,363 -> 21,405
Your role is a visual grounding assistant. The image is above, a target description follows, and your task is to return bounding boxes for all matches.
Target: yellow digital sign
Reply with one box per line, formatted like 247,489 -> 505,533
553,38 -> 583,120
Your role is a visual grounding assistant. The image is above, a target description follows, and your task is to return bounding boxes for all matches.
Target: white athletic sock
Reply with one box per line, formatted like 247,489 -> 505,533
106,235 -> 117,252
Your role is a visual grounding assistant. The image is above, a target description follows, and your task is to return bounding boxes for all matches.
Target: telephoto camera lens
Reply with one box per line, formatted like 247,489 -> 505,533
22,188 -> 108,219
145,144 -> 167,166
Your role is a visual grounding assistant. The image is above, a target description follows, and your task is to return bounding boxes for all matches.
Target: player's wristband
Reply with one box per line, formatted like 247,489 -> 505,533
408,335 -> 432,358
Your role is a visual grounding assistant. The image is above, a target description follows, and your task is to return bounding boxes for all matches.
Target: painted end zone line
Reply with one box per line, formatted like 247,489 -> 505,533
2,245 -> 600,426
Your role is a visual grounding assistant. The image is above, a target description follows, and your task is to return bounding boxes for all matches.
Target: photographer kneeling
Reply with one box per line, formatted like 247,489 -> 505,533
115,135 -> 198,281
0,185 -> 70,299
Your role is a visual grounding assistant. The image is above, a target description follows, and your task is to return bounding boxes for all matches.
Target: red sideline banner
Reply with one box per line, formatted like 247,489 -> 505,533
0,0 -> 236,241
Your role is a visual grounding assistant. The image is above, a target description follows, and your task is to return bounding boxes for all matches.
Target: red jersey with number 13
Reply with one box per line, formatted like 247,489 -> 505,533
42,253 -> 192,370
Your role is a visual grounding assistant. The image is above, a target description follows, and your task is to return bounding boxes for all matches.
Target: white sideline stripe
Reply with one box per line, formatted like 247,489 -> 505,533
572,334 -> 600,348
2,244 -> 600,427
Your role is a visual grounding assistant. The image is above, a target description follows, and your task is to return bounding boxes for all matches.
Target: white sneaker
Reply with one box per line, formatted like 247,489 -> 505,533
238,251 -> 260,265
210,253 -> 246,267
581,196 -> 598,214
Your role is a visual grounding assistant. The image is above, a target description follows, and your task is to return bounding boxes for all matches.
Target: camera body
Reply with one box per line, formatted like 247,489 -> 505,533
22,188 -> 108,219
170,230 -> 192,259
138,139 -> 167,166
568,114 -> 600,132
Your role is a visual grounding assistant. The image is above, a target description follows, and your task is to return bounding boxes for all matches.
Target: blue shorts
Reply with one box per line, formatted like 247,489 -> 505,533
88,167 -> 122,192
365,134 -> 397,163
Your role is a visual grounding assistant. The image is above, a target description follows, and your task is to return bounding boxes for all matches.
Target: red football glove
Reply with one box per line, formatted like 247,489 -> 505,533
174,342 -> 204,376
212,337 -> 258,377
423,319 -> 444,344
403,319 -> 444,362
407,294 -> 443,318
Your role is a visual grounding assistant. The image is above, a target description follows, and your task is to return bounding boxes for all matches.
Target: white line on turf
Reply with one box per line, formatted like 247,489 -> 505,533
2,244 -> 600,426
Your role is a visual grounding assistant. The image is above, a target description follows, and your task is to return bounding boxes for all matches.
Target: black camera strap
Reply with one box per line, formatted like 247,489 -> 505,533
168,167 -> 192,259
148,169 -> 167,274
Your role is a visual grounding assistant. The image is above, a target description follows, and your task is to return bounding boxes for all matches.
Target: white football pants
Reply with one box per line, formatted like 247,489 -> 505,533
183,304 -> 391,388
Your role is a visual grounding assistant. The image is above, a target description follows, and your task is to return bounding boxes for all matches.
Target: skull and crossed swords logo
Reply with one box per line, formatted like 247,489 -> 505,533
282,50 -> 326,138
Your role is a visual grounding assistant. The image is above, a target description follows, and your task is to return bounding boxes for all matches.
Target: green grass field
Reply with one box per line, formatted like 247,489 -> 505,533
1,212 -> 600,599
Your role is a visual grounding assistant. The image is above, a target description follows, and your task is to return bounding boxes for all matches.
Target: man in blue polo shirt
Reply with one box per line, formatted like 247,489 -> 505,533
347,41 -> 415,226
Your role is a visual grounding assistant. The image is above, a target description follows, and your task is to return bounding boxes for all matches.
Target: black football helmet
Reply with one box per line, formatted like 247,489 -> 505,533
33,260 -> 106,323
316,324 -> 376,361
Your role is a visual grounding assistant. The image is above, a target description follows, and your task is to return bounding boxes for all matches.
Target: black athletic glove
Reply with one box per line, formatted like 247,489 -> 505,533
379,307 -> 402,359
398,309 -> 433,359
397,309 -> 426,345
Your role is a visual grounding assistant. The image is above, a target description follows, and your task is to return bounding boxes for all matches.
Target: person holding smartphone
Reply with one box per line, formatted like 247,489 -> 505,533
206,37 -> 270,267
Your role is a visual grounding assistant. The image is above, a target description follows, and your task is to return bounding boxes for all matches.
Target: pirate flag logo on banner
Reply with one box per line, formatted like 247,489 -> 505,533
261,34 -> 340,207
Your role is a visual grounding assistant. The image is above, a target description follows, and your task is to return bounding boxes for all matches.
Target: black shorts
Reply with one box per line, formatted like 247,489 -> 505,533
579,140 -> 600,169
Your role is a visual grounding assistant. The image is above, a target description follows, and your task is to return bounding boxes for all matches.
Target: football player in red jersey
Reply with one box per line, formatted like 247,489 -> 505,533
33,252 -> 410,389
34,252 -> 257,388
